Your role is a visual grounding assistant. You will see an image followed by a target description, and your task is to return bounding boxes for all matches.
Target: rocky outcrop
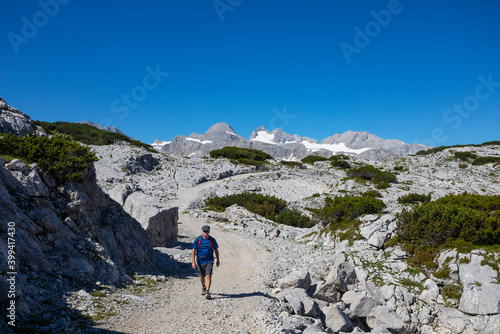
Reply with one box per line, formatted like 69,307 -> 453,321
78,121 -> 127,136
0,97 -> 37,136
0,156 -> 156,332
123,191 -> 178,247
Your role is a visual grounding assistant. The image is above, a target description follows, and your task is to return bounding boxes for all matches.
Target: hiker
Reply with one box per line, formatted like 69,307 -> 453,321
192,225 -> 220,299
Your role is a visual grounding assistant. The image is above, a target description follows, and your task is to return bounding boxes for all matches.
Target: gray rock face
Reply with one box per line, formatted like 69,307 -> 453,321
0,156 -> 156,330
78,121 -> 127,136
458,254 -> 500,315
156,123 -> 431,160
123,191 -> 179,247
0,97 -> 37,136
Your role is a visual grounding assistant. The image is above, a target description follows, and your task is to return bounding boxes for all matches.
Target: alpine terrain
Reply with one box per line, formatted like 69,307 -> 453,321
1,97 -> 500,334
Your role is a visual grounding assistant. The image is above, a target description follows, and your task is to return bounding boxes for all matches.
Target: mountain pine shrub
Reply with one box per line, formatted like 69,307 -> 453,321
472,156 -> 500,165
397,193 -> 500,250
347,164 -> 397,184
204,192 -> 314,228
454,151 -> 478,161
301,155 -> 328,165
34,121 -> 155,152
210,146 -> 272,161
329,155 -> 351,168
397,193 -> 432,204
0,133 -> 98,183
312,195 -> 386,233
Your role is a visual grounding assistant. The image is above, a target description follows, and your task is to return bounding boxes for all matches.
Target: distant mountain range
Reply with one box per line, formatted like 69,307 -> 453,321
152,123 -> 431,161
0,96 -> 431,161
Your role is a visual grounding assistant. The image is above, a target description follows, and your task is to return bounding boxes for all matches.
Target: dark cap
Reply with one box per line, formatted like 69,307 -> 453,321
202,225 -> 210,232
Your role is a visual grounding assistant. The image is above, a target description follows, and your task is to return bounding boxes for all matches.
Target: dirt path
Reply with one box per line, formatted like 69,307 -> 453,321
109,175 -> 276,334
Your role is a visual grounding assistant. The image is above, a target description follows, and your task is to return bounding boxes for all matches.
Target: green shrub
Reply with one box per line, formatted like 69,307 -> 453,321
330,155 -> 350,168
362,190 -> 383,198
375,182 -> 391,189
210,146 -> 272,161
441,284 -> 462,301
204,192 -> 313,228
273,208 -> 315,228
397,193 -> 500,248
280,160 -> 304,168
313,195 -> 385,232
34,121 -> 155,152
397,193 -> 432,204
454,151 -> 478,161
347,165 -> 397,184
394,166 -> 404,171
472,156 -> 500,165
459,164 -> 468,169
0,133 -> 98,183
301,155 -> 328,165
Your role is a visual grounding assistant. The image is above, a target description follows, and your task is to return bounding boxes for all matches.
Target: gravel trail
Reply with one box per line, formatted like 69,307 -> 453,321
108,175 -> 279,334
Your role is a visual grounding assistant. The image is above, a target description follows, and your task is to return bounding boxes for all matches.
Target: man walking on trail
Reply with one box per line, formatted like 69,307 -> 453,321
192,225 -> 220,299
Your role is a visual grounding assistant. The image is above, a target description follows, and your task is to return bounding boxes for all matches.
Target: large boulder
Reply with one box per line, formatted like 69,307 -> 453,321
279,270 -> 311,291
366,306 -> 407,334
283,288 -> 319,317
323,306 -> 353,333
458,253 -> 500,315
342,290 -> 380,318
326,257 -> 358,293
123,191 -> 178,246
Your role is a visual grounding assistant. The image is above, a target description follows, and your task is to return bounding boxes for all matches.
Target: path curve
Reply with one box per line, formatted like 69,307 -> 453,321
111,174 -> 276,334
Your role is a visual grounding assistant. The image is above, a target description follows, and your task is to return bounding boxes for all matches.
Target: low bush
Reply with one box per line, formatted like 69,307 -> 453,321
312,195 -> 385,232
280,160 -> 304,168
397,193 -> 500,248
362,190 -> 383,198
472,156 -> 500,165
34,121 -> 155,152
398,193 -> 432,204
330,155 -> 351,168
454,151 -> 478,161
210,146 -> 272,161
347,165 -> 397,184
0,133 -> 98,183
301,155 -> 328,165
204,192 -> 313,228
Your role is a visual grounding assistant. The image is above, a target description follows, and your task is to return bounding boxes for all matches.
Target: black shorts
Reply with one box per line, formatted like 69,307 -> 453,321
197,262 -> 214,277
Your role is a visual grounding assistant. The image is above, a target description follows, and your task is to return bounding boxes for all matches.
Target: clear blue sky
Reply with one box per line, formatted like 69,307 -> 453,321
1,0 -> 499,146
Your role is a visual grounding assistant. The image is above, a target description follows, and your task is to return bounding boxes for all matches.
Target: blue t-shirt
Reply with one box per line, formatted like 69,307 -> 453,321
193,236 -> 219,264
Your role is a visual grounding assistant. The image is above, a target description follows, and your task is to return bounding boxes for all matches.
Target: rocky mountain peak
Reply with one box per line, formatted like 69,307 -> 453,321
0,97 -> 37,136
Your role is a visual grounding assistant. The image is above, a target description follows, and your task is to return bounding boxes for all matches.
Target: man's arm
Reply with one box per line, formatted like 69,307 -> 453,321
191,248 -> 197,270
215,249 -> 220,267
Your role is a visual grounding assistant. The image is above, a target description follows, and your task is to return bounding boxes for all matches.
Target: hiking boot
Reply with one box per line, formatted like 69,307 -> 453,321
205,291 -> 211,300
201,286 -> 207,295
